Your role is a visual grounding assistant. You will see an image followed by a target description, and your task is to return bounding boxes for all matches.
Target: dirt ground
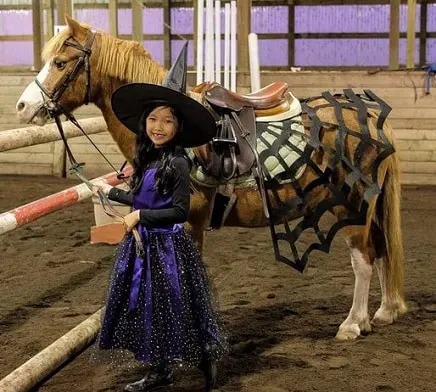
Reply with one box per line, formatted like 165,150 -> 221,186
0,175 -> 435,392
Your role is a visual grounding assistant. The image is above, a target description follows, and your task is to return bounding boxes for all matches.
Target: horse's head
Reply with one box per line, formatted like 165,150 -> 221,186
16,16 -> 97,125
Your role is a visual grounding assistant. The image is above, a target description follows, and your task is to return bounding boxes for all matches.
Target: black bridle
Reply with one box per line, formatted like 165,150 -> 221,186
35,32 -> 95,114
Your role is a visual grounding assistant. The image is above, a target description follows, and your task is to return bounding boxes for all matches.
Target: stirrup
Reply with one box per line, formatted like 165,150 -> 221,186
213,114 -> 237,146
212,136 -> 237,145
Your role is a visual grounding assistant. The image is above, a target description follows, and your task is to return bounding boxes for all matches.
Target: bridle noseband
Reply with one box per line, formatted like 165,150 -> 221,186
35,31 -> 95,115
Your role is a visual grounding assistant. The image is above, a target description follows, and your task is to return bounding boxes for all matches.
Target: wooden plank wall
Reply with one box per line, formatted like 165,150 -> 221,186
1,71 -> 436,184
0,73 -> 61,175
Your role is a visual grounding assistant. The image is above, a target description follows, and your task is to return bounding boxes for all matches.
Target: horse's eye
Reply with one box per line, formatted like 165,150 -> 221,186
54,60 -> 66,69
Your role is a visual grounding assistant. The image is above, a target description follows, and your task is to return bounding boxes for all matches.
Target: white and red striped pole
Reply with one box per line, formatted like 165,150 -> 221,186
0,167 -> 132,236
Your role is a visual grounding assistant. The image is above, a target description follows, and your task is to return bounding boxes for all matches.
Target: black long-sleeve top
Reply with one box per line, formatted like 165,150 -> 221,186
108,156 -> 190,227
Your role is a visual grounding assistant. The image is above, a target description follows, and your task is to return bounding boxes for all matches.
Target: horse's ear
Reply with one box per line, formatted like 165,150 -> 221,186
65,14 -> 87,38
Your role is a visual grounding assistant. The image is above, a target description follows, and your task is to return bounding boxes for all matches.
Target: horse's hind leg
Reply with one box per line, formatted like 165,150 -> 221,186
372,258 -> 407,326
336,234 -> 374,340
371,151 -> 407,326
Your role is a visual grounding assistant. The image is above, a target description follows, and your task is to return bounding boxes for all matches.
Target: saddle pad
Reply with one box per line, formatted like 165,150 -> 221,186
188,109 -> 307,187
256,116 -> 307,184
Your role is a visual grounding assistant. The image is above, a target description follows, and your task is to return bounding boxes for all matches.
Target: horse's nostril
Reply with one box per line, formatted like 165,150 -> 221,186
17,102 -> 25,111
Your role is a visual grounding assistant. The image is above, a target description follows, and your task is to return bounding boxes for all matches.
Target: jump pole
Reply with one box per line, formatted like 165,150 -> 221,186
0,167 -> 132,236
248,33 -> 260,92
205,0 -> 215,81
223,3 -> 230,89
230,0 -> 237,91
0,117 -> 107,153
214,0 -> 221,84
196,0 -> 204,85
0,309 -> 102,392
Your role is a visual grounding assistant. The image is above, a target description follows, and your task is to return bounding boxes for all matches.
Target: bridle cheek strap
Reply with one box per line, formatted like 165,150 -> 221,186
34,31 -> 95,115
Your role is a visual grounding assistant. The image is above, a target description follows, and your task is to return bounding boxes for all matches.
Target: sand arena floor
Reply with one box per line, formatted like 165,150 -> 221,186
0,175 -> 435,392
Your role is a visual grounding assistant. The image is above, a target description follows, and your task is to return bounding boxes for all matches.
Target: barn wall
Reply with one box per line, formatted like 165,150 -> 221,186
1,71 -> 435,184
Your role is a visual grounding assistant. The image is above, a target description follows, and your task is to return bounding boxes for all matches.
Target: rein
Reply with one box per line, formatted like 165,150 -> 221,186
35,31 -> 144,256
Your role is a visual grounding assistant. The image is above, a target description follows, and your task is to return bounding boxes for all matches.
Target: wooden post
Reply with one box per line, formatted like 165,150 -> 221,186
163,0 -> 171,69
237,0 -> 251,79
109,0 -> 119,37
32,0 -> 43,71
406,0 -> 417,69
132,0 -> 143,43
288,0 -> 295,67
419,0 -> 428,66
389,0 -> 400,70
193,0 -> 198,77
57,0 -> 73,23
46,0 -> 55,40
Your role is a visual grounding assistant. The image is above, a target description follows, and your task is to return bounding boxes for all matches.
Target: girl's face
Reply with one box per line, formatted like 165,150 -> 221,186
145,106 -> 179,147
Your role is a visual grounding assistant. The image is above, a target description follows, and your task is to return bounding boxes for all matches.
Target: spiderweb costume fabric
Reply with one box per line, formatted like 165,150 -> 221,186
261,89 -> 395,272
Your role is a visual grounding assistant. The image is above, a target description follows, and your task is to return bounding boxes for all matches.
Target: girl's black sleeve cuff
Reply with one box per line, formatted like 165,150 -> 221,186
108,187 -> 134,206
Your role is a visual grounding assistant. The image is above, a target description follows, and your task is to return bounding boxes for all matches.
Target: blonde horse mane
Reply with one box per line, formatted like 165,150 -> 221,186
97,33 -> 166,84
42,23 -> 166,85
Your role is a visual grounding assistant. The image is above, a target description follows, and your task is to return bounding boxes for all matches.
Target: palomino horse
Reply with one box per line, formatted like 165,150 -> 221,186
16,16 -> 407,340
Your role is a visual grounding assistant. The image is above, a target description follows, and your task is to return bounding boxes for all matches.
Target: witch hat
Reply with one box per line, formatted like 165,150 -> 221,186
162,41 -> 188,93
111,42 -> 216,148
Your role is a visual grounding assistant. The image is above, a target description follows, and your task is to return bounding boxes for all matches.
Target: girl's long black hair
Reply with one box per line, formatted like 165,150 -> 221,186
130,104 -> 187,196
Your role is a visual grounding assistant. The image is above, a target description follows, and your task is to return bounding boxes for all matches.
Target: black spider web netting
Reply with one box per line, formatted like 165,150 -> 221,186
260,89 -> 395,272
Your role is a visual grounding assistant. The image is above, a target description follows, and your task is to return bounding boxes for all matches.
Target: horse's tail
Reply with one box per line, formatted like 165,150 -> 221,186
377,138 -> 407,314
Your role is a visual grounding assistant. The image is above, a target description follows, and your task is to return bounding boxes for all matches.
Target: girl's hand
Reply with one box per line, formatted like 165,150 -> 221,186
123,210 -> 140,232
92,184 -> 113,197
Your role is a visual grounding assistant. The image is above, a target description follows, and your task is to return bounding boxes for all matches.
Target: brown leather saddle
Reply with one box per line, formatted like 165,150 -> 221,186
196,81 -> 291,182
205,81 -> 289,111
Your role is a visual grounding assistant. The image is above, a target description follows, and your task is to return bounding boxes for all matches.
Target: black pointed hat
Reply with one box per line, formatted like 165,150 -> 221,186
111,42 -> 216,148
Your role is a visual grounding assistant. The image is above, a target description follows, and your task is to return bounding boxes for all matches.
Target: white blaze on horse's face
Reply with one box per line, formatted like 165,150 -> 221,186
16,61 -> 52,125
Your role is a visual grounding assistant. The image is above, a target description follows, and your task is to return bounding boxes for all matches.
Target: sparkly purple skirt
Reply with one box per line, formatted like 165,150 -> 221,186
96,227 -> 227,368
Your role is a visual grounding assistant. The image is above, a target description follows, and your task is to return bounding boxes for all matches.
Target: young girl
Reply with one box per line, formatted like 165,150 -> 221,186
94,48 -> 227,392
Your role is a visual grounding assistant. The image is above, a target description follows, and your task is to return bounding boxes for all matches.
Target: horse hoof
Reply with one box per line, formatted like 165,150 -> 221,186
371,313 -> 395,327
371,306 -> 398,326
335,325 -> 360,340
359,317 -> 372,335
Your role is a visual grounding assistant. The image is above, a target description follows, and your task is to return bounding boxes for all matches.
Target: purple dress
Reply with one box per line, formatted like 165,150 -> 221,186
97,166 -> 227,367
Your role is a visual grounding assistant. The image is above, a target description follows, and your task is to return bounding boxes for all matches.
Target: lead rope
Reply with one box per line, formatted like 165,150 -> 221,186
54,114 -> 145,257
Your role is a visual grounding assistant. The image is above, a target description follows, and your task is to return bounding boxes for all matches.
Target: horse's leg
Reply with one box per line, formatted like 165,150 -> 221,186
336,236 -> 374,340
372,154 -> 407,325
372,258 -> 407,325
185,220 -> 205,253
186,186 -> 215,254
